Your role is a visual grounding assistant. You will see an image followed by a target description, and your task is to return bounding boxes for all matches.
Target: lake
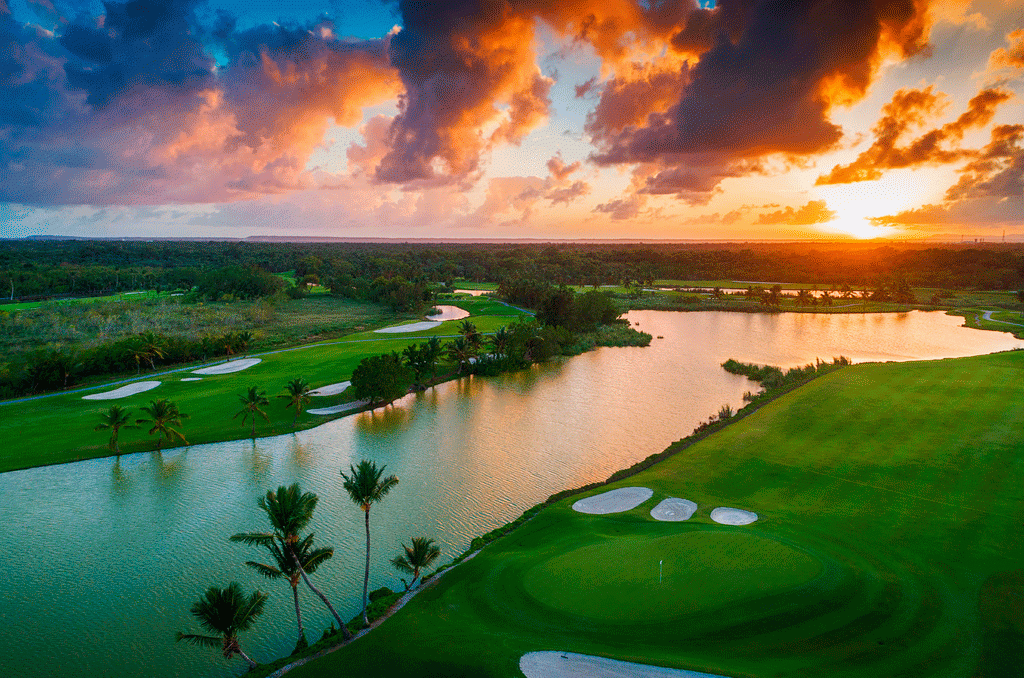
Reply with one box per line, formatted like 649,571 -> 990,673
0,310 -> 1019,677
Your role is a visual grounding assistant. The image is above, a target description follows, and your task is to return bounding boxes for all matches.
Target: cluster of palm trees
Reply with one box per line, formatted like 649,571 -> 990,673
177,461 -> 442,670
94,399 -> 189,454
234,377 -> 316,438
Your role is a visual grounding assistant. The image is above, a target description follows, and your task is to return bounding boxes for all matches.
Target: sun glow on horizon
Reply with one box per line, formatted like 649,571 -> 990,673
814,177 -> 915,240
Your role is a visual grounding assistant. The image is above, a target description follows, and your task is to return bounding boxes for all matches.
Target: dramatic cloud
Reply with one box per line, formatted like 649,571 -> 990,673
0,0 -> 398,204
986,28 -> 1024,78
816,86 -> 1013,184
757,200 -> 837,226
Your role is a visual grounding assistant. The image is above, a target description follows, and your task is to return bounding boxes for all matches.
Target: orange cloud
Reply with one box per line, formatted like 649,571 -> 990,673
817,86 -> 1013,185
757,200 -> 837,226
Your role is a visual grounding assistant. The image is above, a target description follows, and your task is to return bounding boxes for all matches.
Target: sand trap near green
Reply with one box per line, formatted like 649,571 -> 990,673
374,321 -> 440,333
82,381 -> 161,400
191,358 -> 262,375
651,498 -> 698,521
523,532 -> 822,623
572,487 -> 653,514
309,381 -> 350,396
710,508 -> 758,525
307,400 -> 369,416
520,651 -> 728,678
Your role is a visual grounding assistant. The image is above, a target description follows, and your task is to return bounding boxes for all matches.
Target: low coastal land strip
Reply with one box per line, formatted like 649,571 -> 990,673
281,349 -> 1024,678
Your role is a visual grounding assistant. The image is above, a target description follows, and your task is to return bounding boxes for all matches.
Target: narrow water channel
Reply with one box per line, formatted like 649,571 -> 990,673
0,310 -> 1018,678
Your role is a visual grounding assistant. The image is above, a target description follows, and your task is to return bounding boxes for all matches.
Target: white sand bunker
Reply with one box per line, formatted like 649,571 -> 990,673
710,507 -> 758,525
83,381 -> 161,400
520,651 -> 728,678
650,498 -> 698,522
180,377 -> 202,382
309,381 -> 350,396
373,321 -> 439,334
192,358 -> 262,375
307,400 -> 370,416
572,487 -> 653,515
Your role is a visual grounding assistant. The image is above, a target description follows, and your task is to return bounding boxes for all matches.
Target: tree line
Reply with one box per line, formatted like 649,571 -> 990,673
4,239 -> 1024,301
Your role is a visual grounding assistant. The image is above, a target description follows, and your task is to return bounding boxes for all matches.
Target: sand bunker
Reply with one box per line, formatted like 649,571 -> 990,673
520,651 -> 727,678
373,321 -> 439,334
710,507 -> 758,525
191,358 -> 262,375
309,381 -> 350,396
427,304 -> 471,321
572,487 -> 653,514
82,381 -> 161,400
307,400 -> 370,416
650,498 -> 698,522
180,377 -> 202,382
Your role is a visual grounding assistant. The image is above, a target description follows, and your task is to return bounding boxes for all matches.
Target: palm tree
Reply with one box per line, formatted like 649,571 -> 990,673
489,325 -> 511,360
175,582 -> 267,670
230,531 -> 333,649
277,378 -> 311,428
457,319 -> 481,348
233,484 -> 351,640
236,330 -> 255,357
445,336 -> 476,374
391,537 -> 442,590
340,460 -> 399,626
235,386 -> 270,439
137,399 -> 189,452
95,404 -> 139,454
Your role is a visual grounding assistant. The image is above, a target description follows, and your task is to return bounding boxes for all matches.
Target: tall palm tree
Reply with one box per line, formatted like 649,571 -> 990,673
235,386 -> 270,439
391,537 -> 442,590
236,330 -> 255,357
94,404 -> 139,454
230,531 -> 332,649
340,460 -> 399,626
175,582 -> 267,670
445,336 -> 476,374
233,484 -> 351,640
489,325 -> 511,360
457,319 -> 481,348
137,399 -> 189,452
277,378 -> 311,428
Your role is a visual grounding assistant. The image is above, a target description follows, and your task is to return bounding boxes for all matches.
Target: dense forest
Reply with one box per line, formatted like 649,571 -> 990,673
2,239 -> 1023,301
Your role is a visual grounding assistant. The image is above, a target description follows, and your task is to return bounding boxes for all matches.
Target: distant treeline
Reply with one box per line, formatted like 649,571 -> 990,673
2,240 -> 1024,300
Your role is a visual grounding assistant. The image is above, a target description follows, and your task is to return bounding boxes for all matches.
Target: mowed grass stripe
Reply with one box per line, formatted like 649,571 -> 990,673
286,350 -> 1024,678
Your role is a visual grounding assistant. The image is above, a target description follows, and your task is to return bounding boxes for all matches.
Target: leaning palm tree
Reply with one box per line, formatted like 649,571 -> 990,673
137,399 -> 189,452
235,386 -> 270,439
175,582 -> 267,671
391,537 -> 442,590
95,404 -> 139,454
233,484 -> 351,640
277,378 -> 311,428
340,460 -> 399,626
230,531 -> 333,650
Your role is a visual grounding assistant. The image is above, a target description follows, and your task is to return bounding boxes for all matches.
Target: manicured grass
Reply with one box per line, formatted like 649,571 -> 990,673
0,298 -> 531,473
287,350 -> 1024,678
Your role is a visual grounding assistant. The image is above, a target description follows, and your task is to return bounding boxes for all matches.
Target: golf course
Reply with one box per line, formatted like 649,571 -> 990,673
0,296 -> 531,472
284,349 -> 1024,678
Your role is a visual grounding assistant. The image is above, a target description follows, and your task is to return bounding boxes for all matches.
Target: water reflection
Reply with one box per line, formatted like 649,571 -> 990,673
0,310 -> 1019,678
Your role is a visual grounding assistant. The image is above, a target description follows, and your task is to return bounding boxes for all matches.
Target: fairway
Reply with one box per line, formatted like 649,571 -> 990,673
287,350 -> 1024,678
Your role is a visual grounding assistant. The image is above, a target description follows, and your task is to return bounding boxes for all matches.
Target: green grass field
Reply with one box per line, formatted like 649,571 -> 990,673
0,297 -> 530,473
287,350 -> 1024,678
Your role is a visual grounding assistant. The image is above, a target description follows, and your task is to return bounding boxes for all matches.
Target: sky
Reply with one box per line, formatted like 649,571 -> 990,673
0,0 -> 1022,241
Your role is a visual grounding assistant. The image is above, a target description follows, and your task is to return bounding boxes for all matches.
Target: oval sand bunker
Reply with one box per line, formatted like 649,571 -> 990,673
521,651 -> 727,678
651,498 -> 698,522
711,507 -> 758,525
572,487 -> 653,514
192,358 -> 262,375
373,321 -> 439,334
309,381 -> 350,396
83,381 -> 161,400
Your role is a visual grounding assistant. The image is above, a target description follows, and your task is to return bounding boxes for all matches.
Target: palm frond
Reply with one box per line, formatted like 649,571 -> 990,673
229,532 -> 276,547
244,561 -> 284,580
175,632 -> 220,648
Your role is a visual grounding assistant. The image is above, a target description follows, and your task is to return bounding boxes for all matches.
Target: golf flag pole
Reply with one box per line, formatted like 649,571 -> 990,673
659,560 -> 663,583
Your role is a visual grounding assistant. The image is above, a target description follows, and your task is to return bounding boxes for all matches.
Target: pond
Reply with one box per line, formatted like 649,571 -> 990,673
0,310 -> 1019,678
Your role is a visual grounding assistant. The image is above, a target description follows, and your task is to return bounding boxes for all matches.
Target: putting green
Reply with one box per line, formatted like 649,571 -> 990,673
523,530 -> 823,623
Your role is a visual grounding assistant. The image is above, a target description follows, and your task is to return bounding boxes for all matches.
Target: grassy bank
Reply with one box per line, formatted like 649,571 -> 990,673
0,297 -> 530,473
286,350 -> 1024,678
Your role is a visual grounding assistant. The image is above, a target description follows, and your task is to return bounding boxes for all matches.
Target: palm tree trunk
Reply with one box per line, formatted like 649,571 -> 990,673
251,417 -> 256,440
292,583 -> 305,642
362,508 -> 371,626
292,550 -> 351,640
236,645 -> 257,670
